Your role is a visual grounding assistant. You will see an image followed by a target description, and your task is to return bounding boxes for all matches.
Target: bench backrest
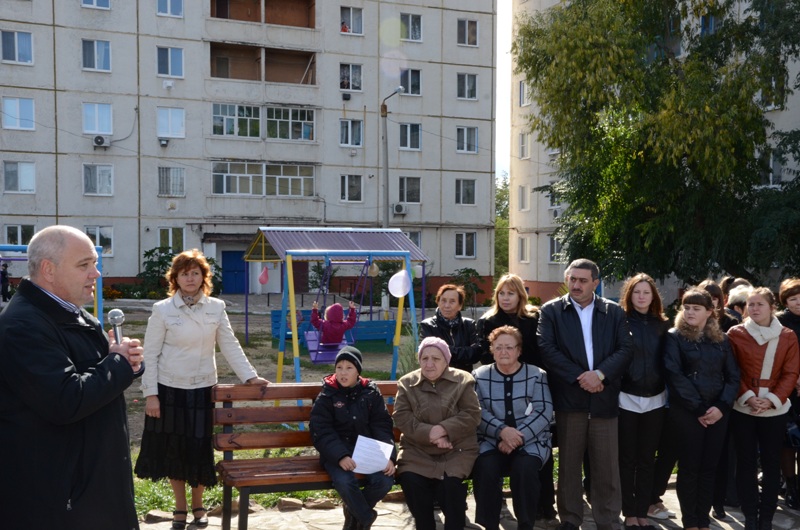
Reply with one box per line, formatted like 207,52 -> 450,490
212,381 -> 398,454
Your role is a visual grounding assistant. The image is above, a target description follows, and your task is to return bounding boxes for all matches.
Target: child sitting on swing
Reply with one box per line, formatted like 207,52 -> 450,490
312,300 -> 357,345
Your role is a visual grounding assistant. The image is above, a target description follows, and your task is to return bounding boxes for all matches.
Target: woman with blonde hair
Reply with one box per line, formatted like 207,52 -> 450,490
663,289 -> 740,530
135,249 -> 269,530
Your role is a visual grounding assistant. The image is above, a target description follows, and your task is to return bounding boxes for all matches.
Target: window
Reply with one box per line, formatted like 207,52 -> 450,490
82,0 -> 110,8
212,104 -> 260,137
158,167 -> 185,196
519,237 -> 529,263
340,63 -> 362,90
400,14 -> 422,41
455,232 -> 476,258
519,80 -> 531,106
456,126 -> 478,153
548,180 -> 561,208
157,0 -> 183,17
1,31 -> 33,64
400,69 -> 421,95
457,73 -> 477,100
82,39 -> 110,71
760,150 -> 783,186
85,226 -> 113,256
404,231 -> 421,247
157,107 -> 185,138
700,15 -> 717,36
339,119 -> 363,147
5,224 -> 35,245
518,185 -> 529,210
3,161 -> 35,193
399,176 -> 421,203
399,123 -> 421,150
266,107 -> 314,141
212,162 -> 263,195
157,46 -> 183,77
83,164 -> 113,195
519,133 -> 529,159
457,19 -> 478,46
82,103 -> 112,134
549,236 -> 563,263
340,7 -> 363,35
2,97 -> 35,130
212,162 -> 314,197
340,174 -> 362,202
455,179 -> 475,205
159,227 -> 184,251
265,164 -> 314,197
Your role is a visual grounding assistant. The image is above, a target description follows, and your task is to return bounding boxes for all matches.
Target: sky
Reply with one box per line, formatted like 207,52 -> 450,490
495,2 -> 512,181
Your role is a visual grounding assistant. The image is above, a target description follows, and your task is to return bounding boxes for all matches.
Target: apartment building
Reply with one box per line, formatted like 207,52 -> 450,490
0,0 -> 496,293
509,0 -> 799,302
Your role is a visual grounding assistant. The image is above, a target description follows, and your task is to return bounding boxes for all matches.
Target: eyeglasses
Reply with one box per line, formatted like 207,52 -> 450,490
492,345 -> 519,352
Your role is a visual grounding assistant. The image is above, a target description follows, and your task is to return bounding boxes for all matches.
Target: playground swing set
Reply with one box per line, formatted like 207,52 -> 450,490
242,227 -> 427,383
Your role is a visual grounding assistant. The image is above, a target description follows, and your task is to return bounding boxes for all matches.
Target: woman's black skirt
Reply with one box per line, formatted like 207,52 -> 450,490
134,384 -> 217,487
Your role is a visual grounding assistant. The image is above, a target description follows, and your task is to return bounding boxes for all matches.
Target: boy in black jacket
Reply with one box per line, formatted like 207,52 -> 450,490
309,346 -> 396,530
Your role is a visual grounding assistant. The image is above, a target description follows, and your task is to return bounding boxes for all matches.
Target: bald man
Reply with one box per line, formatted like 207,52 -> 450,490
0,225 -> 143,529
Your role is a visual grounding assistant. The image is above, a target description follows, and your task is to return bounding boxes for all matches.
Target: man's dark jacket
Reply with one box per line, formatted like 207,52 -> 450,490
537,294 -> 633,417
0,279 -> 141,529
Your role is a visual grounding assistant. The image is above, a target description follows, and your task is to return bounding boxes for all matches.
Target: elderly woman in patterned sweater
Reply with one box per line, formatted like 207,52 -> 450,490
472,325 -> 553,530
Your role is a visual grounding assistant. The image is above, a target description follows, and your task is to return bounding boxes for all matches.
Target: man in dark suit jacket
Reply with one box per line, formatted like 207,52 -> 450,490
538,259 -> 632,530
0,225 -> 144,530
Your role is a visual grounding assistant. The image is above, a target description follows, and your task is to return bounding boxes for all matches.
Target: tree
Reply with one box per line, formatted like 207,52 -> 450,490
495,171 -> 510,279
514,0 -> 800,283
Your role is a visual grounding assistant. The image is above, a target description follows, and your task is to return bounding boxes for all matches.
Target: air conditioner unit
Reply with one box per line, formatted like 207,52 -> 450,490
93,135 -> 111,148
393,203 -> 408,215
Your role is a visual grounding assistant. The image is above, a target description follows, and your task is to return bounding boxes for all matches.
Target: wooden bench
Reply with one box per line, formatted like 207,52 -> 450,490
212,381 -> 399,530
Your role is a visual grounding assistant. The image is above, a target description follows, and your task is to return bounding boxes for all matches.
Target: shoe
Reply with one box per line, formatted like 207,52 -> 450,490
356,509 -> 378,530
191,507 -> 208,528
171,510 -> 188,530
785,476 -> 800,509
712,505 -> 727,519
557,523 -> 579,530
343,505 -> 358,530
647,505 -> 669,520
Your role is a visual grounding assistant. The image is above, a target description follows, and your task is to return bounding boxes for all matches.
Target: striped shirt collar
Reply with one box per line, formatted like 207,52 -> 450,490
30,280 -> 81,315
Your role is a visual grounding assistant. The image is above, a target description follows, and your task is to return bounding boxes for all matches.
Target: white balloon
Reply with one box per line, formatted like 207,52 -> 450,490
388,270 -> 411,298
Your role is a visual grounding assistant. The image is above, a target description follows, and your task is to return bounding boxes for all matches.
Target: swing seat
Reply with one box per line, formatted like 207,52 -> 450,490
304,330 -> 352,364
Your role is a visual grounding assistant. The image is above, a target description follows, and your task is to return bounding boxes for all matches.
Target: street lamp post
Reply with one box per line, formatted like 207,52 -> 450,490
381,86 -> 404,228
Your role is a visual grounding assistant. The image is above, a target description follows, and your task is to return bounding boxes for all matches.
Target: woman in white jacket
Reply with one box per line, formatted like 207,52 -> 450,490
134,249 -> 269,530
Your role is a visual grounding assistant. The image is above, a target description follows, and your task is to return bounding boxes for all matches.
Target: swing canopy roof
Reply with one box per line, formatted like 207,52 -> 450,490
244,227 -> 429,263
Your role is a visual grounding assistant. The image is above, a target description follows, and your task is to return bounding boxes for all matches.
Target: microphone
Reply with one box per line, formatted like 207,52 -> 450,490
108,309 -> 125,345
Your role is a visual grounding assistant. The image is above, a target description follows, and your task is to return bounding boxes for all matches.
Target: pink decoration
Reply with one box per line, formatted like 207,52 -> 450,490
258,267 -> 269,285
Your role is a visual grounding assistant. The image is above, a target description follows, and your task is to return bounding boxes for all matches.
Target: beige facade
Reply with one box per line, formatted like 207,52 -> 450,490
509,0 -> 799,303
1,0 -> 496,292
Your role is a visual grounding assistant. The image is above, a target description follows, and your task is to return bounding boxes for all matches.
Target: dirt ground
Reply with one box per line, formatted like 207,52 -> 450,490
122,310 -> 402,448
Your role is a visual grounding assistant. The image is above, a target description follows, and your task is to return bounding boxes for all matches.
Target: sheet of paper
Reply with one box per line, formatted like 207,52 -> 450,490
352,435 -> 393,474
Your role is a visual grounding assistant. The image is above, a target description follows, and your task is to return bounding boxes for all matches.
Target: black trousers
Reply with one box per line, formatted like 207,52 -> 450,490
472,450 -> 542,530
732,410 -> 788,521
398,471 -> 467,530
618,407 -> 665,518
671,405 -> 729,529
650,409 -> 679,504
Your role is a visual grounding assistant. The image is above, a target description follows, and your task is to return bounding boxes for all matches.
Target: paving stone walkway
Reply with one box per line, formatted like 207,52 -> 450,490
139,481 -> 800,530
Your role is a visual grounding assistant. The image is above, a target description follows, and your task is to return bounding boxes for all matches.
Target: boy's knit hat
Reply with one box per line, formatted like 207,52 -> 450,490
335,346 -> 363,374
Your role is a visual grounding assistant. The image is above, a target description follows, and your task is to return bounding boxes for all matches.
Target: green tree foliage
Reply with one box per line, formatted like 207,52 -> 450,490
495,172 -> 510,279
514,0 -> 800,283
